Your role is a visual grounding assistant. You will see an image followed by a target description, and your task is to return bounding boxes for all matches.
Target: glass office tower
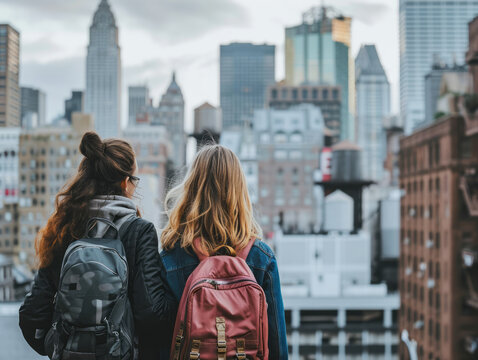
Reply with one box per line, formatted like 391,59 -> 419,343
285,7 -> 354,141
400,0 -> 478,134
220,43 -> 275,130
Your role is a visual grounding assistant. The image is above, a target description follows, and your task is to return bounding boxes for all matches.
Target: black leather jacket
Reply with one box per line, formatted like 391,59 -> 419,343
19,218 -> 175,360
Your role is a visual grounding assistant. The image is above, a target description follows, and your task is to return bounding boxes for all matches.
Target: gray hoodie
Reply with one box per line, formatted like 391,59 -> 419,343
89,195 -> 137,238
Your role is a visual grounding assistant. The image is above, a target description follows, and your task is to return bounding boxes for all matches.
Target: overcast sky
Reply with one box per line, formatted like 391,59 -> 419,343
0,0 -> 399,131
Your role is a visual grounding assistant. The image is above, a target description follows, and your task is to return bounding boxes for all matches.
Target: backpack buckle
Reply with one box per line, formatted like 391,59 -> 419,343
189,351 -> 200,359
236,338 -> 246,359
218,340 -> 227,352
190,339 -> 201,359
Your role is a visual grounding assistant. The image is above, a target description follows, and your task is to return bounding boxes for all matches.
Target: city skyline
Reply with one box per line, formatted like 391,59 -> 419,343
0,0 -> 399,133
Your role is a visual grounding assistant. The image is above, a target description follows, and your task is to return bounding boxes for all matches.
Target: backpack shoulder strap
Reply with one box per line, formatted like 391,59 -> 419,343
237,239 -> 255,260
118,216 -> 140,241
192,238 -> 256,261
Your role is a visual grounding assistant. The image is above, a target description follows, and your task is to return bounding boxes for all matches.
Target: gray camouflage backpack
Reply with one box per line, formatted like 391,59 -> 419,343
46,217 -> 137,360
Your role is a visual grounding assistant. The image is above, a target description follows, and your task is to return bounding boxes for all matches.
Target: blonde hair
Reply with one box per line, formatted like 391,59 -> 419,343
161,144 -> 262,255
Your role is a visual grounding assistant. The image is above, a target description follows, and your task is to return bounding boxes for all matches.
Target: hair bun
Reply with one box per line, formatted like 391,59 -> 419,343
80,131 -> 104,160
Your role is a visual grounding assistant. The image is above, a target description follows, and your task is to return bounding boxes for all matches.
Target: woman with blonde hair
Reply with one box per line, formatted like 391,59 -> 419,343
159,144 -> 288,359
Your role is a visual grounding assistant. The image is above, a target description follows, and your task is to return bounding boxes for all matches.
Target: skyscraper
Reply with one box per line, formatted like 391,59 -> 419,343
220,43 -> 275,129
285,7 -> 354,141
128,85 -> 149,126
64,90 -> 84,123
355,45 -> 390,182
21,87 -> 46,128
0,24 -> 20,127
399,0 -> 478,134
85,0 -> 121,138
157,72 -> 186,168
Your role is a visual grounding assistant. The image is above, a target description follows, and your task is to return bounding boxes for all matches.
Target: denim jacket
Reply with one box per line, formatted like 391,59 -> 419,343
159,239 -> 289,359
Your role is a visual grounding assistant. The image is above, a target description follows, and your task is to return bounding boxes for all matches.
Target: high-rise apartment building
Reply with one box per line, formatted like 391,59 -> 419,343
17,115 -> 93,268
285,7 -> 354,141
0,24 -> 20,127
355,45 -> 390,182
220,43 -> 275,129
128,85 -> 149,126
220,127 -> 258,206
254,104 -> 324,236
399,18 -> 478,358
64,91 -> 84,123
399,0 -> 478,134
85,0 -> 121,138
0,127 -> 19,258
0,127 -> 19,205
21,87 -> 46,128
0,255 -> 14,301
267,83 -> 341,145
123,125 -> 171,229
399,114 -> 478,360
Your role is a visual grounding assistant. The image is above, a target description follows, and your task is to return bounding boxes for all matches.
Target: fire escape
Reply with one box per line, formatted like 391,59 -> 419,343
462,246 -> 478,354
460,170 -> 478,354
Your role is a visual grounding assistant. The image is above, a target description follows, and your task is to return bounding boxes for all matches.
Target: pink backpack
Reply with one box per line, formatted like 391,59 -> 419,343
170,240 -> 269,360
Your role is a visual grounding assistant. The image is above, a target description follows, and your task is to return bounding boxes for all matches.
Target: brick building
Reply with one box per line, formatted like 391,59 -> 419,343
399,17 -> 478,359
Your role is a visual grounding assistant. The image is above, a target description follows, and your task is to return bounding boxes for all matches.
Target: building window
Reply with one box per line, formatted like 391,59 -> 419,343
290,131 -> 302,142
271,89 -> 278,99
274,150 -> 287,160
322,89 -> 328,99
274,132 -> 287,143
312,89 -> 318,99
302,89 -> 308,99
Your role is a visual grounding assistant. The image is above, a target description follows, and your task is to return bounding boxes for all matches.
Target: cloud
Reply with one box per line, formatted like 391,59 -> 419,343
341,1 -> 391,25
115,0 -> 250,43
0,0 -> 250,43
21,37 -> 64,62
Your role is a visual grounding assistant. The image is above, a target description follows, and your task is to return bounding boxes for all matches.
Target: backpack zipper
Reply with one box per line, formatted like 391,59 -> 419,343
62,242 -> 127,269
59,244 -> 127,285
191,277 -> 257,290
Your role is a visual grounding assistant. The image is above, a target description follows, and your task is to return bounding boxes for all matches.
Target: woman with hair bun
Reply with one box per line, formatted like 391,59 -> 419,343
19,131 -> 174,359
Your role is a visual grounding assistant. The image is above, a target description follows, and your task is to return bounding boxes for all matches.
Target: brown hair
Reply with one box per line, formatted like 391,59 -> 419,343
35,131 -> 137,268
161,144 -> 262,255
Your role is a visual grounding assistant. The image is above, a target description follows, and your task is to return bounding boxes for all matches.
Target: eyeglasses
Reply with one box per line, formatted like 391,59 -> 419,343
129,175 -> 140,187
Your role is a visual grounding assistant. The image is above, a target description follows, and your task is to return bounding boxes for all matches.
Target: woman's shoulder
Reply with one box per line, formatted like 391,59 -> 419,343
250,239 -> 275,258
159,241 -> 199,271
246,239 -> 275,270
122,217 -> 156,237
